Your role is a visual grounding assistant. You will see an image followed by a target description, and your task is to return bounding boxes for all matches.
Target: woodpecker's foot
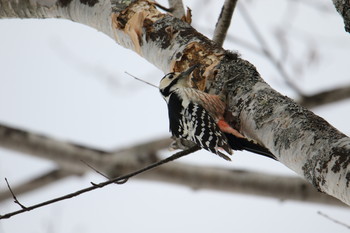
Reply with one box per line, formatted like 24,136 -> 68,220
169,137 -> 198,151
217,119 -> 245,138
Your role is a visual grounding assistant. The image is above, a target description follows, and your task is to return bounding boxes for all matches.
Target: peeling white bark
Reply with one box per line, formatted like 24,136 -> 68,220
0,0 -> 114,38
0,0 -> 349,205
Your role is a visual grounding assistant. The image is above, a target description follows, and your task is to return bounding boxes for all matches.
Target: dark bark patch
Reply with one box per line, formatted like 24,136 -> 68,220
302,159 -> 324,191
145,15 -> 220,54
58,0 -> 72,7
274,127 -> 301,151
80,0 -> 99,7
224,50 -> 239,60
175,52 -> 182,59
144,16 -> 175,50
331,146 -> 350,173
1,125 -> 29,138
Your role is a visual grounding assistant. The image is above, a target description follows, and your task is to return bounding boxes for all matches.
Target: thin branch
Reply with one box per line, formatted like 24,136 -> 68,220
124,71 -> 158,88
4,178 -> 27,210
318,211 -> 350,229
212,0 -> 238,47
0,146 -> 200,219
81,160 -> 110,180
237,3 -> 305,96
0,169 -> 78,202
167,0 -> 185,19
81,159 -> 128,184
298,85 -> 350,109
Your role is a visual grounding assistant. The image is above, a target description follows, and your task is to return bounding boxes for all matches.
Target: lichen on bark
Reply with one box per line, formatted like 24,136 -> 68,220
332,0 -> 350,32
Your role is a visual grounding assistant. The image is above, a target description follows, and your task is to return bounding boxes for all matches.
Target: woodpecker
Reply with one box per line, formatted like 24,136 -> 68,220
159,65 -> 276,161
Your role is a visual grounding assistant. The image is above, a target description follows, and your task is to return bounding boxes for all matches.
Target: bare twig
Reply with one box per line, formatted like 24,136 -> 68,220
0,146 -> 200,219
81,160 -> 128,186
318,211 -> 350,229
167,0 -> 185,18
124,71 -> 158,88
213,0 -> 238,47
237,3 -> 305,96
81,160 -> 128,184
4,178 -> 27,210
81,160 -> 110,180
0,169 -> 79,202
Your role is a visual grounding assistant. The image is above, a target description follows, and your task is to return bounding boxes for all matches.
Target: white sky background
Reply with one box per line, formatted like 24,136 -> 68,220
0,0 -> 350,232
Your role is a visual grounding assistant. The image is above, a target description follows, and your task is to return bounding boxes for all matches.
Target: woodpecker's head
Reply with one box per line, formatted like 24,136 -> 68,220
159,65 -> 198,99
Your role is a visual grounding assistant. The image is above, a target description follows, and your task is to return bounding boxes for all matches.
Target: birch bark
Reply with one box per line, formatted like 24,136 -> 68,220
332,0 -> 350,33
0,0 -> 349,205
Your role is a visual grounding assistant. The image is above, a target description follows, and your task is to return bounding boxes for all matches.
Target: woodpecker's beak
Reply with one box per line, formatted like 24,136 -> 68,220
179,64 -> 199,78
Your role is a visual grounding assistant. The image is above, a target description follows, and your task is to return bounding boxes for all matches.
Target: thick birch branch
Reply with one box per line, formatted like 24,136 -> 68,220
332,0 -> 350,33
0,0 -> 349,205
0,124 -> 344,206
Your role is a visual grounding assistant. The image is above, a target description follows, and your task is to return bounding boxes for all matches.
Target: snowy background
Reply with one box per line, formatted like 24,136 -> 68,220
0,0 -> 349,232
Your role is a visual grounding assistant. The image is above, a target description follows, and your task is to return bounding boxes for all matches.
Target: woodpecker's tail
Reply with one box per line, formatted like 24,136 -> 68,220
224,133 -> 277,160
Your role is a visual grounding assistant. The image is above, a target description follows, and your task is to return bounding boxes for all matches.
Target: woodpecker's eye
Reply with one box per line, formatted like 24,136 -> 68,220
167,73 -> 175,79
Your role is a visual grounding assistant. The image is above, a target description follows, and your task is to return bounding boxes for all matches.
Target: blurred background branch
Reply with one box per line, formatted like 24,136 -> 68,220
212,0 -> 238,47
0,124 -> 345,207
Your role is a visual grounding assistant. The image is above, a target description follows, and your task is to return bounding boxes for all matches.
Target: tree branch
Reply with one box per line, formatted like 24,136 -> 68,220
0,124 -> 172,174
133,163 -> 345,207
1,0 -> 349,205
318,211 -> 350,229
0,169 -> 78,202
298,85 -> 350,109
0,147 -> 199,219
167,0 -> 185,19
0,124 -> 345,207
212,0 -> 238,47
4,178 -> 27,209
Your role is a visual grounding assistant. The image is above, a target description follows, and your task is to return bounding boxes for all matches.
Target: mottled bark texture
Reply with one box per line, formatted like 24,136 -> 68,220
0,0 -> 349,205
0,0 -> 114,38
214,56 -> 350,205
333,0 -> 350,33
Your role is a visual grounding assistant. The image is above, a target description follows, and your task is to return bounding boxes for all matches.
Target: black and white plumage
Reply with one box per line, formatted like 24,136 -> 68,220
159,65 -> 276,161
